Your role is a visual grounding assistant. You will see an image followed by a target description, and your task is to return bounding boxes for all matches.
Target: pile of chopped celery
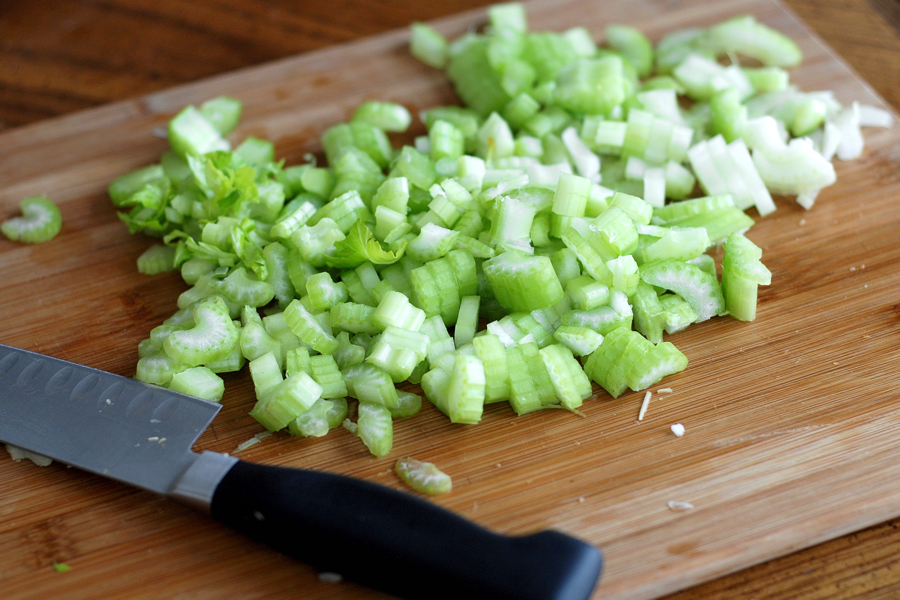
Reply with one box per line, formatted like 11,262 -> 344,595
109,2 -> 891,458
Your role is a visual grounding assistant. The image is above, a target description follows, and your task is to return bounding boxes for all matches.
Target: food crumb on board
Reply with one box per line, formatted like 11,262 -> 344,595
671,423 -> 685,437
657,388 -> 673,394
638,391 -> 652,421
667,500 -> 694,511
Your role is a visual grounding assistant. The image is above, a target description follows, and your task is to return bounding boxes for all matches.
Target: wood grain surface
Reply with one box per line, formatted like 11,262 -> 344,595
0,1 -> 899,599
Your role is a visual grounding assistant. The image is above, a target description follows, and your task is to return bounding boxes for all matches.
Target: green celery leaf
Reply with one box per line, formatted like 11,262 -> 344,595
324,219 -> 406,269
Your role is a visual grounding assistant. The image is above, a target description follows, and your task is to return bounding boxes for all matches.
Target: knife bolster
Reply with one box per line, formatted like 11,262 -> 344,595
169,451 -> 239,511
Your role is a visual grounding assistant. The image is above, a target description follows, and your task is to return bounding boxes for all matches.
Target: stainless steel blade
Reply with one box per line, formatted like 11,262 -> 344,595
0,344 -> 221,494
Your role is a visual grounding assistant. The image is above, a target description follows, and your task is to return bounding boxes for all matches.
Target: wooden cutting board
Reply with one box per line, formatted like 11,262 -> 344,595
0,0 -> 898,598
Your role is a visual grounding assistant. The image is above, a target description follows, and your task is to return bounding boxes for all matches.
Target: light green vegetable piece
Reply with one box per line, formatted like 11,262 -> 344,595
395,457 -> 452,495
2,196 -> 62,244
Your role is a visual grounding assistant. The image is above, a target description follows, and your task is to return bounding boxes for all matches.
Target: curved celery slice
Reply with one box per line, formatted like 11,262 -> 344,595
2,196 -> 62,244
698,15 -> 802,68
605,24 -> 653,78
395,457 -> 453,495
583,327 -> 643,398
640,259 -> 725,323
308,354 -> 348,399
163,296 -> 239,367
212,267 -> 275,308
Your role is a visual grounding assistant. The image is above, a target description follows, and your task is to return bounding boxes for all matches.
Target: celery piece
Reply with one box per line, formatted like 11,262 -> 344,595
163,296 -> 239,367
710,87 -> 747,143
588,206 -> 639,260
640,226 -> 710,263
626,340 -> 688,392
357,402 -> 394,458
199,96 -> 242,135
366,325 -> 430,382
342,363 -> 399,410
333,332 -> 366,370
640,259 -> 725,322
283,299 -> 340,355
330,302 -> 380,335
566,275 -> 610,311
305,271 -> 350,312
472,333 -> 511,403
421,314 -> 456,366
583,327 -> 643,398
135,352 -> 188,386
288,399 -> 335,438
410,22 -> 449,69
560,226 -> 613,283
2,196 -> 63,244
308,354 -> 348,399
235,136 -> 275,168
407,223 -> 460,262
721,232 -> 771,321
631,281 -> 666,343
108,165 -> 169,206
249,351 -> 283,398
552,325 -> 604,356
251,371 -> 323,432
168,105 -> 229,156
395,457 -> 452,495
540,343 -> 593,410
483,251 -> 564,313
352,100 -> 412,132
551,172 -> 592,225
606,254 -> 640,296
751,136 -> 837,197
505,344 -> 542,415
373,290 -> 426,332
168,366 -> 225,402
429,119 -> 466,162
285,346 -> 311,376
660,294 -> 699,334
391,391 -> 423,419
212,267 -> 275,308
698,15 -> 802,68
291,218 -> 346,267
240,320 -> 283,366
605,24 -> 653,78
136,243 -> 176,275
554,55 -> 626,116
390,146 -> 438,191
561,296 -> 633,335
441,354 -> 485,424
446,37 -> 512,116
454,296 -> 481,348
270,200 -> 316,240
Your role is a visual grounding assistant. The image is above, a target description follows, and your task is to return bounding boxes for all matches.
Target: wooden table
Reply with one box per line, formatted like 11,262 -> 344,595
1,1 -> 899,598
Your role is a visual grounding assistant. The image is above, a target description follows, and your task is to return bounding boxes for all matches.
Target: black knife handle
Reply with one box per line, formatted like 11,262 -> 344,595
209,459 -> 602,600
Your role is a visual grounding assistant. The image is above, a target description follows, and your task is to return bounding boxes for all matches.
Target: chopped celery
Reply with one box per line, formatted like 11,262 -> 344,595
357,402 -> 394,458
395,457 -> 452,495
107,6 -> 884,459
2,196 -> 63,244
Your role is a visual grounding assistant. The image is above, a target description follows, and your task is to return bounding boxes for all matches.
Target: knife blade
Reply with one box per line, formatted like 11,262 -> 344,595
0,343 -> 603,600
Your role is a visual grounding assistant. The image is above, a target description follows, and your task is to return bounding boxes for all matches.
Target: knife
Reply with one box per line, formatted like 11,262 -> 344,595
0,343 -> 603,599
